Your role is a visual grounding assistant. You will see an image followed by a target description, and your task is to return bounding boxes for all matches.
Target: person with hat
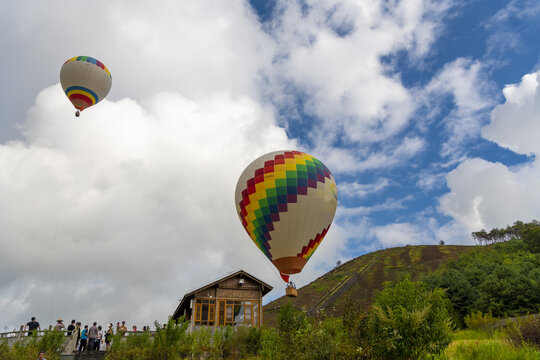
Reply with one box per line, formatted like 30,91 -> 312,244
54,319 -> 65,332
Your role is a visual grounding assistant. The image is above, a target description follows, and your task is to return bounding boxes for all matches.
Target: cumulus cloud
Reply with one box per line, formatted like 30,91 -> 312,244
440,70 -> 540,232
0,85 -> 299,327
482,72 -> 540,155
0,0 -> 274,141
266,0 -> 451,147
0,0 -> 459,330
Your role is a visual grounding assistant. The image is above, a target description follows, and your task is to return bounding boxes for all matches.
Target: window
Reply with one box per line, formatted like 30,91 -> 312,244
194,299 -> 216,326
218,300 -> 260,326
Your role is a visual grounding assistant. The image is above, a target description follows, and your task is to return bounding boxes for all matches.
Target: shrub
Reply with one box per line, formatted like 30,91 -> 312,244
0,331 -> 65,360
260,327 -> 278,359
505,315 -> 540,348
464,311 -> 498,334
367,278 -> 453,360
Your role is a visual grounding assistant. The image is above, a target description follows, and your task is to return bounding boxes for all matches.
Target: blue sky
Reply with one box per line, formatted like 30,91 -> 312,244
247,0 -> 540,252
0,0 -> 539,328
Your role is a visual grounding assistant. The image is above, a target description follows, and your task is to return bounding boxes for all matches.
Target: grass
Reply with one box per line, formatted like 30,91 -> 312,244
433,329 -> 540,360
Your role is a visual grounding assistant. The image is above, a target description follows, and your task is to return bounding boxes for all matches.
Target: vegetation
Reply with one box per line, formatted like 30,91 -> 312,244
264,244 -> 475,325
425,222 -> 540,327
2,221 -> 539,359
0,330 -> 65,360
471,220 -> 540,249
505,315 -> 540,349
366,278 -> 453,359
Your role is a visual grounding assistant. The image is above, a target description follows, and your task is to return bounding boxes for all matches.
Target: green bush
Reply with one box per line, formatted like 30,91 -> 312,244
0,331 -> 65,360
367,278 -> 453,360
259,302 -> 363,360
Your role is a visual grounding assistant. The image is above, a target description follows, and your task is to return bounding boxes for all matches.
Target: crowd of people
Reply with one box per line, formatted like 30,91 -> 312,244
22,316 -> 146,352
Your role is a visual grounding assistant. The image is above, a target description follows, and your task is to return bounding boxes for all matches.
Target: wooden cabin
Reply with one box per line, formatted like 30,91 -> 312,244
172,270 -> 273,329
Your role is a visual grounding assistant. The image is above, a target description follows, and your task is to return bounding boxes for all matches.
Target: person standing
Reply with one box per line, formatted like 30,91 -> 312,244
118,321 -> 127,336
24,317 -> 41,336
97,325 -> 104,351
79,325 -> 88,351
54,319 -> 65,332
75,322 -> 81,350
66,320 -> 76,336
88,322 -> 98,351
105,323 -> 113,350
37,350 -> 46,360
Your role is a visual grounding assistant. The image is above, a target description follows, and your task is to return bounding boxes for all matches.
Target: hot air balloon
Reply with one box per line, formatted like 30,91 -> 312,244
235,150 -> 338,296
60,56 -> 112,117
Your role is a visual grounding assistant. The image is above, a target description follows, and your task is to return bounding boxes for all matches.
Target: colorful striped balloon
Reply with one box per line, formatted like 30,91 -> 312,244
235,150 -> 338,281
60,56 -> 112,115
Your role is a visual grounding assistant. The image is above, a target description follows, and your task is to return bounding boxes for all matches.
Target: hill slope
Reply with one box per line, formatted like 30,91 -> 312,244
263,244 -> 475,326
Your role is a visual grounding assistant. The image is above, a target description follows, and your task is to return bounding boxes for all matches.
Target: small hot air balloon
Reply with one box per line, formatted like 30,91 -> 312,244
235,150 -> 338,296
60,56 -> 112,117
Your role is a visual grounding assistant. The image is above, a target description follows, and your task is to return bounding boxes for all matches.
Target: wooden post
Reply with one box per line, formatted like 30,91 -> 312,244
260,287 -> 263,327
18,325 -> 23,340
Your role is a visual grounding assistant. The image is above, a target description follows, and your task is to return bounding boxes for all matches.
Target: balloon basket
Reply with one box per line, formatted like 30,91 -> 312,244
286,287 -> 298,297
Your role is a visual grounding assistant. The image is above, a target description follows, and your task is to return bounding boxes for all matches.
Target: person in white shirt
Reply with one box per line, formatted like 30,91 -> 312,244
97,325 -> 105,351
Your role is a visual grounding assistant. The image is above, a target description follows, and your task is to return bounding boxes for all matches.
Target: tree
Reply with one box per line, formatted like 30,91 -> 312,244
521,226 -> 540,253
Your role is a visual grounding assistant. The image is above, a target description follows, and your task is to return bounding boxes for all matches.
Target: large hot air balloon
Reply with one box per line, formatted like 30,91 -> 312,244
235,150 -> 338,296
60,56 -> 112,117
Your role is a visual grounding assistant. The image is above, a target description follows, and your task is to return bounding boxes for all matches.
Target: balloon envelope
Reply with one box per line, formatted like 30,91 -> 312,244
235,150 -> 338,279
60,56 -> 112,112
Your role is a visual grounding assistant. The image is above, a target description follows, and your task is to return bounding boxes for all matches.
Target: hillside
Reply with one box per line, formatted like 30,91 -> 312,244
263,244 -> 475,326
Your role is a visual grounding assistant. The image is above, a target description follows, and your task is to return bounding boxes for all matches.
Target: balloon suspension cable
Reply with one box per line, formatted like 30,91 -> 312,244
49,119 -> 76,325
75,110 -> 80,117
252,244 -> 288,285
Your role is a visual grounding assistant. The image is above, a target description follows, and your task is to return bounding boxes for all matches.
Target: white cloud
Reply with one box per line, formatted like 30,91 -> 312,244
367,222 -> 433,248
440,70 -> 540,232
339,195 -> 413,217
266,0 -> 451,146
340,178 -> 390,199
0,0 -> 459,329
0,85 -> 302,328
0,0 -> 274,141
416,171 -> 446,191
315,136 -> 425,174
423,58 -> 494,158
482,71 -> 540,155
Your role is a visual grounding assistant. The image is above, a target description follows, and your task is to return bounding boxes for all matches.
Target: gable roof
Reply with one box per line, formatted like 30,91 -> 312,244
172,270 -> 273,319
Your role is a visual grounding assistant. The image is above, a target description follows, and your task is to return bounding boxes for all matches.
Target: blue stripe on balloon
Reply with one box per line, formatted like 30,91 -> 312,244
65,86 -> 99,103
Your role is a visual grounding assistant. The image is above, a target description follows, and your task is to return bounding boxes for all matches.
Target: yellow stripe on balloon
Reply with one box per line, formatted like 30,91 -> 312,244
66,89 -> 97,104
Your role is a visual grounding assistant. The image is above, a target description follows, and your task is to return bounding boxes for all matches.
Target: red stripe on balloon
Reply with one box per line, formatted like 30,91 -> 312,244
297,225 -> 330,258
69,93 -> 93,111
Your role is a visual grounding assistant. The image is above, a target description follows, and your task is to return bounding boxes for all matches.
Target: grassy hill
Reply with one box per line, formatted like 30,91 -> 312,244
263,244 -> 475,326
